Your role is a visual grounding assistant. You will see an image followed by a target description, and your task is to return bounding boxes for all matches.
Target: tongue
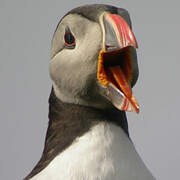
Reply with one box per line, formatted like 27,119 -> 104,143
107,66 -> 139,113
109,66 -> 132,99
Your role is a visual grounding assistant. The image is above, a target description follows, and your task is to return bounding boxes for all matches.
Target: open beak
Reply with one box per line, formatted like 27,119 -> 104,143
98,13 -> 139,113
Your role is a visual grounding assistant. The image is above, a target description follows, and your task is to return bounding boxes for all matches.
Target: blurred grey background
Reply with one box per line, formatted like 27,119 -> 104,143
0,0 -> 179,179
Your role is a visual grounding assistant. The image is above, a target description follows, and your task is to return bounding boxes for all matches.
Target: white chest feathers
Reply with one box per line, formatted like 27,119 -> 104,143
31,123 -> 154,180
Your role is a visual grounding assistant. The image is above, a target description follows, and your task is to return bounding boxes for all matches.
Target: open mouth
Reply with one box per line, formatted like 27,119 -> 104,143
98,46 -> 133,91
98,46 -> 139,113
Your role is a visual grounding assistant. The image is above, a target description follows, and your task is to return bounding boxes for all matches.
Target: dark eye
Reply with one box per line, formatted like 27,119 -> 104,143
64,27 -> 75,49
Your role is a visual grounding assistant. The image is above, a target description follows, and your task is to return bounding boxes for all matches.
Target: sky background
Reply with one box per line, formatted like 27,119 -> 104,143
0,0 -> 179,179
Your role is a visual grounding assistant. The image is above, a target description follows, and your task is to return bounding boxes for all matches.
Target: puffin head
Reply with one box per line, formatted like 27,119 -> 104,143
50,4 -> 139,113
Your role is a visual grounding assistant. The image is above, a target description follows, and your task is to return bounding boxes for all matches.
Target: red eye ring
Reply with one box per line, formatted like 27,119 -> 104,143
64,28 -> 76,48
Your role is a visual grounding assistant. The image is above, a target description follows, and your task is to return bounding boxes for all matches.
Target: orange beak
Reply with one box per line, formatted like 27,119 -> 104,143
98,13 -> 139,113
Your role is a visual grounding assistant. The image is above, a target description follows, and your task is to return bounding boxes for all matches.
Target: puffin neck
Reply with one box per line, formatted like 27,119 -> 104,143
48,88 -> 129,136
24,88 -> 129,180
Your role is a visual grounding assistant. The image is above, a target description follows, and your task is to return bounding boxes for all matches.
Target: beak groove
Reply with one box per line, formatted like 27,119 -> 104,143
103,13 -> 138,51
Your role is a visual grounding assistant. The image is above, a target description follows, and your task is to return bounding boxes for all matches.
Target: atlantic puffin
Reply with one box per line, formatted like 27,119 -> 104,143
25,4 -> 155,180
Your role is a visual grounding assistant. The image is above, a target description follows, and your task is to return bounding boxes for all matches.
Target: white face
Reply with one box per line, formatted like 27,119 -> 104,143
49,14 -> 112,108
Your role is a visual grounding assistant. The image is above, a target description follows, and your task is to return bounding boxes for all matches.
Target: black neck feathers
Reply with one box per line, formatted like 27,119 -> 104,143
24,88 -> 129,179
